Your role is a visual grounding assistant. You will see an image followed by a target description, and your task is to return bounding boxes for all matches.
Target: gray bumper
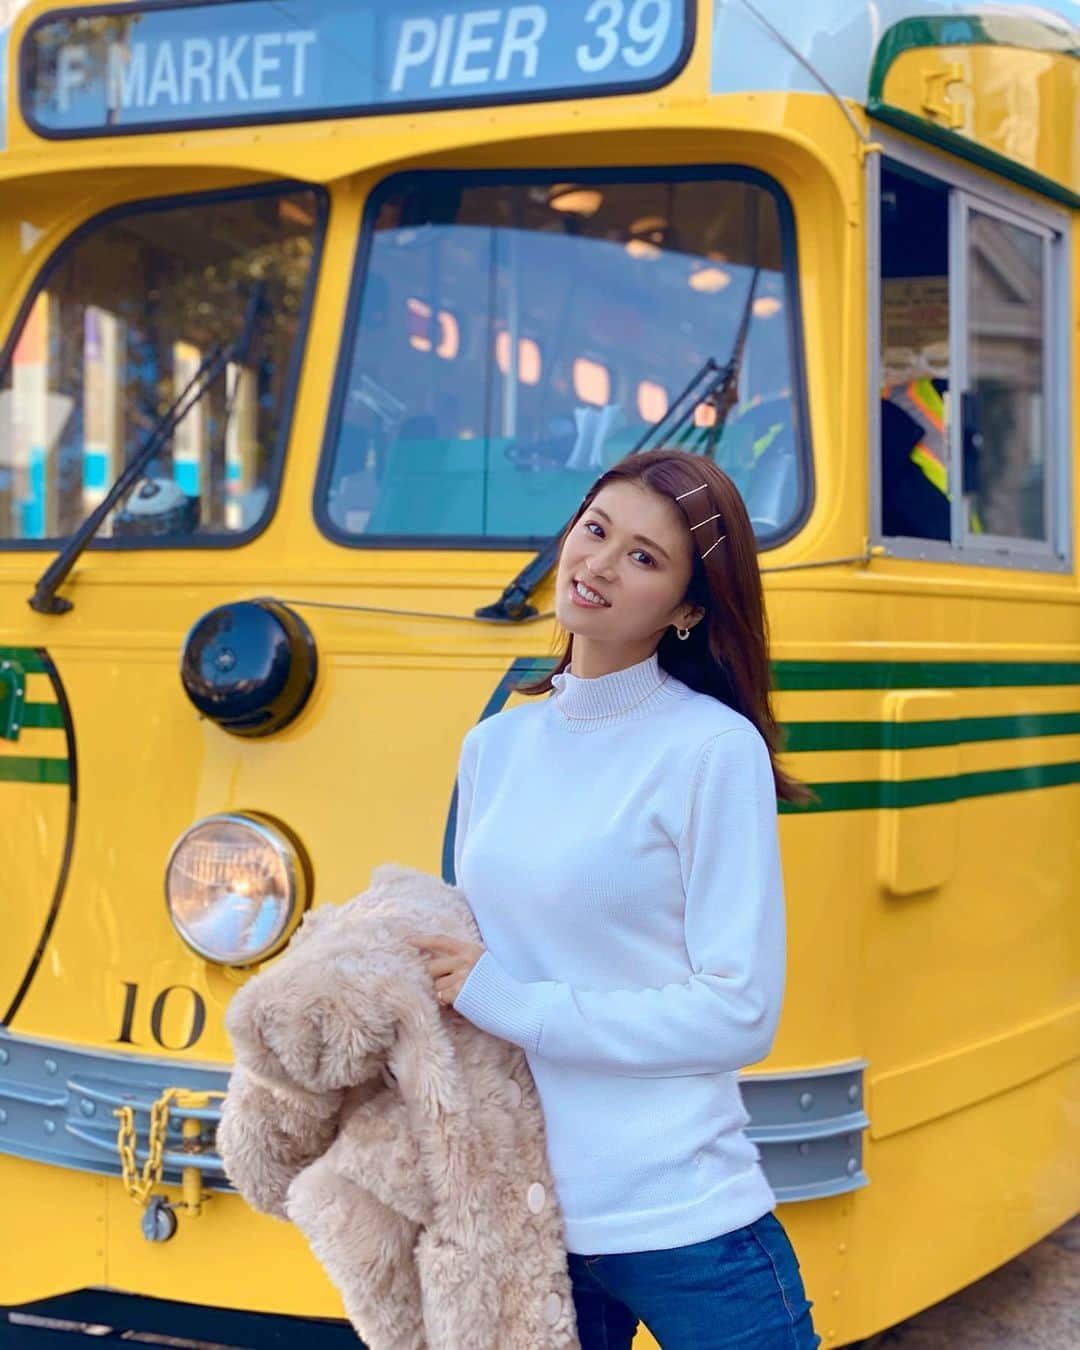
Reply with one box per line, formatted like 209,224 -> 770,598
0,1029 -> 868,1202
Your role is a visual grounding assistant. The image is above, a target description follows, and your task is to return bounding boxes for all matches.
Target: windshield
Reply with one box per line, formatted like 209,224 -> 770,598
0,184 -> 321,546
318,169 -> 809,545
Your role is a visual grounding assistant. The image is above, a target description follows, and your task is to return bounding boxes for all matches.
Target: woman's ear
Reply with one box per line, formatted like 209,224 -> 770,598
681,604 -> 707,629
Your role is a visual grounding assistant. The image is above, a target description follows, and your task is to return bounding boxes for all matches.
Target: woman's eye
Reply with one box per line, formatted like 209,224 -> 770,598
582,522 -> 653,565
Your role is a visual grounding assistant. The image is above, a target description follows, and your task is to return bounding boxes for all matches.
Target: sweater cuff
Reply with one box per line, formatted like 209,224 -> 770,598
452,949 -> 553,1053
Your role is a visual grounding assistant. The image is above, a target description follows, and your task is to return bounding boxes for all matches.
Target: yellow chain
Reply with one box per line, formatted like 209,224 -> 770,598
113,1088 -> 227,1209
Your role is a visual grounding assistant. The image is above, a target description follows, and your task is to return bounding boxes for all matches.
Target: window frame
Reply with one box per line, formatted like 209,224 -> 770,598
868,135 -> 1072,573
313,163 -> 815,553
0,178 -> 328,554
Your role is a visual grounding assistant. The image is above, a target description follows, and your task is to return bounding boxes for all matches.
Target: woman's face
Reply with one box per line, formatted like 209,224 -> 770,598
554,479 -> 705,648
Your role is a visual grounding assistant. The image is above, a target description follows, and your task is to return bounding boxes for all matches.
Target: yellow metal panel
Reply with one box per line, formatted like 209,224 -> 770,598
843,1058 -> 1079,1340
0,1154 -> 106,1303
878,691 -> 958,895
870,1003 -> 1080,1139
881,45 -> 1079,194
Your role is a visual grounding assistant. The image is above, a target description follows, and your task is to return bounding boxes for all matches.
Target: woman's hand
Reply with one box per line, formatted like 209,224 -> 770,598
404,933 -> 485,1009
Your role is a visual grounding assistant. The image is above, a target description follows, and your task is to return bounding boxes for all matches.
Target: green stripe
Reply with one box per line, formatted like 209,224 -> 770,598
0,757 -> 70,785
780,761 -> 1080,813
772,661 -> 1080,691
867,102 -> 1080,211
783,712 -> 1080,753
19,702 -> 64,730
0,648 -> 46,673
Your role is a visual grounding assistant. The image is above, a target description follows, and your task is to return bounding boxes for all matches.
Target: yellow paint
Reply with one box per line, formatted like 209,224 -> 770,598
878,691 -> 958,896
883,44 -> 1079,189
0,2 -> 1076,1344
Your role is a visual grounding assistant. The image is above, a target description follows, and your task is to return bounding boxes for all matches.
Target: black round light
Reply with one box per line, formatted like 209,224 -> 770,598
179,600 -> 317,737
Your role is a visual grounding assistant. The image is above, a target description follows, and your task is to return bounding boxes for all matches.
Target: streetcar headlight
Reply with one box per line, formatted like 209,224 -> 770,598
165,813 -> 309,966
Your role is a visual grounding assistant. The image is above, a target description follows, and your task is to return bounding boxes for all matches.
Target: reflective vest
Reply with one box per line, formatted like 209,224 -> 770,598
884,378 -> 948,496
882,378 -> 984,533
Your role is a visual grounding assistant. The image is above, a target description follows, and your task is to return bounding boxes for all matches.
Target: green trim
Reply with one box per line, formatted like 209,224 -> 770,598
0,756 -> 69,784
780,760 -> 1080,813
0,648 -> 46,673
18,702 -> 63,730
783,711 -> 1080,753
868,102 -> 1080,210
772,660 -> 1080,691
867,14 -> 1080,208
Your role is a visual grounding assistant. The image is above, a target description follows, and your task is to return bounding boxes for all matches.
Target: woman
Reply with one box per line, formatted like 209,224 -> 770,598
406,448 -> 820,1349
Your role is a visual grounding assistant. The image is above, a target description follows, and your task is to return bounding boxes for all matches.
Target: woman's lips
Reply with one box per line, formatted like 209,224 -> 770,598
568,579 -> 610,609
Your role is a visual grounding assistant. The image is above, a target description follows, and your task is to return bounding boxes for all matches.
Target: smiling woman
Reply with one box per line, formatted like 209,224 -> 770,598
447,445 -> 818,1345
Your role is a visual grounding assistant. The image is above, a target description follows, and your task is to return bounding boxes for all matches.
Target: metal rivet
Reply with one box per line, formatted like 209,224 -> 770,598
799,1141 -> 811,1156
799,1091 -> 814,1111
44,1119 -> 56,1135
0,1107 -> 7,1124
0,1047 -> 8,1065
847,1083 -> 859,1103
846,1158 -> 858,1175
44,1058 -> 58,1075
10,724 -> 18,733
81,1099 -> 96,1117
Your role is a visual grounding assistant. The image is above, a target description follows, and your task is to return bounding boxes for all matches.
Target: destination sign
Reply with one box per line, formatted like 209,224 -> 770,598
21,0 -> 691,137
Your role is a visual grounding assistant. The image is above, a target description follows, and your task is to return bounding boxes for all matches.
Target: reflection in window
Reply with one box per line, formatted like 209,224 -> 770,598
0,188 -> 321,545
966,210 -> 1047,543
638,380 -> 669,423
322,173 -> 806,542
573,357 -> 611,407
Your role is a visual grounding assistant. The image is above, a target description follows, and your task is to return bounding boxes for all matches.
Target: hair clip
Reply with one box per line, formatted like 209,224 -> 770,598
701,534 -> 727,559
689,511 -> 723,532
675,483 -> 708,501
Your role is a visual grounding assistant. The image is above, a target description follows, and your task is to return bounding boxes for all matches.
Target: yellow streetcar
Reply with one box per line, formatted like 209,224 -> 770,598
1,0 -> 1077,1345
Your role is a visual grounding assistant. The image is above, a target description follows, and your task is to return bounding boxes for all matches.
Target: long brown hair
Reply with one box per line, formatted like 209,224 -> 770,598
516,447 -> 811,806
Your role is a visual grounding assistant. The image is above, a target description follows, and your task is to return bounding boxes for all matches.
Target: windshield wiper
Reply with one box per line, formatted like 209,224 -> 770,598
475,268 -> 760,623
28,284 -> 266,616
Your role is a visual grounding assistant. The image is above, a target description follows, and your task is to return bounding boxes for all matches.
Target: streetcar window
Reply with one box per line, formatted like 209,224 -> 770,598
878,165 -> 951,544
318,171 -> 809,547
876,157 -> 1068,568
964,210 -> 1050,545
0,186 -> 323,547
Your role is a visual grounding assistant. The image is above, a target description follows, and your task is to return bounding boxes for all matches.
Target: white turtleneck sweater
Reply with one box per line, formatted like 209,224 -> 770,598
450,649 -> 786,1255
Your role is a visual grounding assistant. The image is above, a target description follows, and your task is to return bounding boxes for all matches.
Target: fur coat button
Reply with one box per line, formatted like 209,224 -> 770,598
503,1079 -> 522,1107
544,1292 -> 562,1325
526,1182 -> 546,1213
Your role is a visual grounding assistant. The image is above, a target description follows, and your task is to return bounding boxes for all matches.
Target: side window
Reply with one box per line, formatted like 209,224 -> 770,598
0,188 -> 322,547
876,158 -> 1068,567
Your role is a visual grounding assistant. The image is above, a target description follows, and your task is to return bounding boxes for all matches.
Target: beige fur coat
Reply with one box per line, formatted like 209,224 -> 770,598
216,862 -> 582,1350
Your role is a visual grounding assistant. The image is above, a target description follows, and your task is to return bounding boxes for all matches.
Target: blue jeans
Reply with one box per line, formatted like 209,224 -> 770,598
567,1210 -> 822,1349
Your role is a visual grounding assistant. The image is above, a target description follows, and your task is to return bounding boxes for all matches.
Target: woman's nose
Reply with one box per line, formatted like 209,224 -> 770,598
585,552 -> 617,579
